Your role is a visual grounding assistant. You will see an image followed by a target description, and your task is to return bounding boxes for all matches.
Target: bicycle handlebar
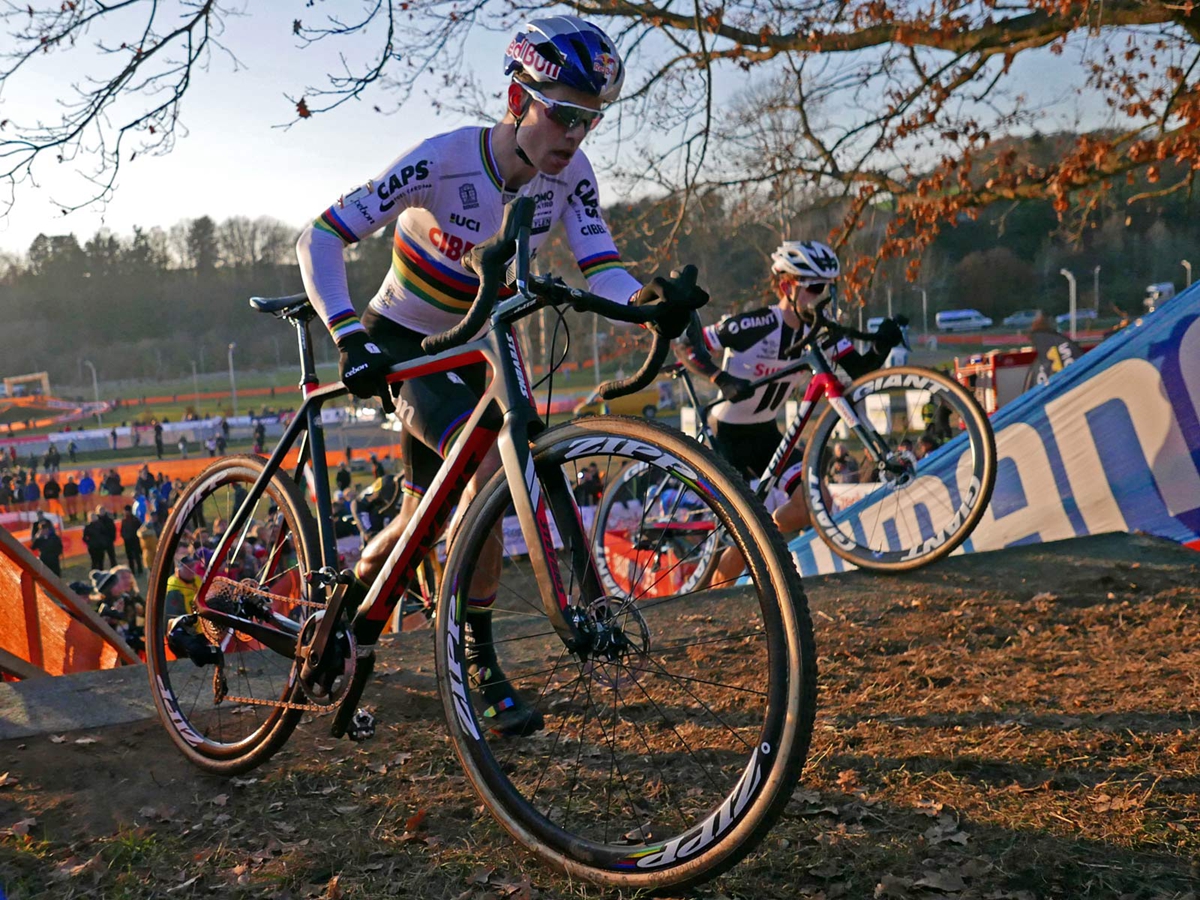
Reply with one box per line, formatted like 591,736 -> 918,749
781,297 -> 910,357
521,273 -> 706,401
421,196 -> 535,355
418,193 -> 710,403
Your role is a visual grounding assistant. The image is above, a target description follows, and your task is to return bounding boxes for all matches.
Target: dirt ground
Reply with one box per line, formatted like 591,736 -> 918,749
2,532 -> 1199,899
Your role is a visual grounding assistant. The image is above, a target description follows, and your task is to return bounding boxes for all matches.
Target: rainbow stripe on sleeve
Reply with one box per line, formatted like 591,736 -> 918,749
314,207 -> 359,244
579,250 -> 625,278
328,310 -> 365,341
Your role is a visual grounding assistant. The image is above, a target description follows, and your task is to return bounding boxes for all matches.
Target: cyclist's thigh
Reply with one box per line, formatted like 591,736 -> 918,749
362,311 -> 494,493
711,419 -> 781,481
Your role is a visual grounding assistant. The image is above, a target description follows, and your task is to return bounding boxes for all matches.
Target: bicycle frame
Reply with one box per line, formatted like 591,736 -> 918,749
196,301 -> 593,659
675,326 -> 891,502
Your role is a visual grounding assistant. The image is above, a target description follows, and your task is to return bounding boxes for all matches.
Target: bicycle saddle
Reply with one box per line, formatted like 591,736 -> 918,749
248,293 -> 317,321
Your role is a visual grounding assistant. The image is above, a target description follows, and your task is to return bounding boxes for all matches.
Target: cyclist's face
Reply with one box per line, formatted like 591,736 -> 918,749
521,84 -> 602,174
775,276 -> 829,308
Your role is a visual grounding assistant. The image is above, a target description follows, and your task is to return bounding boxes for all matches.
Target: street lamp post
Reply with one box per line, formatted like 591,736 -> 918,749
1183,259 -> 1193,288
1059,268 -> 1078,339
227,343 -> 238,417
83,359 -> 101,425
190,360 -> 200,408
1093,265 -> 1101,313
912,288 -> 929,335
592,318 -> 601,388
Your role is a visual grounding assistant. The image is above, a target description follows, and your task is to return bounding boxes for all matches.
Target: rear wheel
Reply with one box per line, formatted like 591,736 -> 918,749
592,459 -> 723,598
435,417 -> 817,891
145,456 -> 319,775
803,365 -> 996,571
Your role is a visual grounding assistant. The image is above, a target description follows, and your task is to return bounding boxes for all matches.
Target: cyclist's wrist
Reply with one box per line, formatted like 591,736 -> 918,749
329,310 -> 367,345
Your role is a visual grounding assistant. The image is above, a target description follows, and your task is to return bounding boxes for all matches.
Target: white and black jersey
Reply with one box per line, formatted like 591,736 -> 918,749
701,307 -> 853,424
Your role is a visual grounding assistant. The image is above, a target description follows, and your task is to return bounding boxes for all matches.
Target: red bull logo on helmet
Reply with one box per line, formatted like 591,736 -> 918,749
506,37 -> 562,81
593,52 -> 617,80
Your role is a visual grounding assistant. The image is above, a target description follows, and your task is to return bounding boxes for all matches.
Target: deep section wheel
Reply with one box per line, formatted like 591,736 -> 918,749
803,365 -> 996,571
435,417 -> 817,891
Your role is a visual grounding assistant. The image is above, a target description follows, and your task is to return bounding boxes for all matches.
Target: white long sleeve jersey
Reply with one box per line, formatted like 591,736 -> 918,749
297,126 -> 642,341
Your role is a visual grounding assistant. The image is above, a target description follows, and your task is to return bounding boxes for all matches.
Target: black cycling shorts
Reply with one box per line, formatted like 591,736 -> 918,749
362,310 -> 499,497
711,419 -> 805,495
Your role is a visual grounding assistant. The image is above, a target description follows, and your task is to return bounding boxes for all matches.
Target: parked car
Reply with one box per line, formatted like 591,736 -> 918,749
574,383 -> 671,418
935,309 -> 994,332
1054,309 -> 1099,329
1002,309 -> 1040,328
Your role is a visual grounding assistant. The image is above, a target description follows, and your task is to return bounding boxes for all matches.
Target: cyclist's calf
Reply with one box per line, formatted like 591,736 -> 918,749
355,446 -> 503,588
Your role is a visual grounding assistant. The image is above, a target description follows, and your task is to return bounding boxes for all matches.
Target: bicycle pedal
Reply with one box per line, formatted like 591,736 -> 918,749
345,709 -> 377,742
329,649 -> 375,739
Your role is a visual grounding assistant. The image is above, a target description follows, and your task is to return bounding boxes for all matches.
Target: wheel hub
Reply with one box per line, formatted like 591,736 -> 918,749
579,596 -> 651,690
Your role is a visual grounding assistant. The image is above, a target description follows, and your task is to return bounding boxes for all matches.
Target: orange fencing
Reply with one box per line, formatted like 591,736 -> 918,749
13,441 -> 405,560
0,526 -> 139,678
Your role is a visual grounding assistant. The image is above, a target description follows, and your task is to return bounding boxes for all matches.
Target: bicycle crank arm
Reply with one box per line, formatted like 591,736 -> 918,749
195,610 -> 298,658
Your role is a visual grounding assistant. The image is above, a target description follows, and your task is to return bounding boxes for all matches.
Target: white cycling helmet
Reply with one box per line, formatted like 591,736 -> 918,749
770,240 -> 841,281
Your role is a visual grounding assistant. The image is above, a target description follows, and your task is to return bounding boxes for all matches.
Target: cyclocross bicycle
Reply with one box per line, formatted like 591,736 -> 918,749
145,198 -> 817,892
592,297 -> 997,597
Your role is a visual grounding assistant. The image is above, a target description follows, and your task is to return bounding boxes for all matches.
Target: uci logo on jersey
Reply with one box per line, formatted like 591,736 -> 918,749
378,160 -> 432,212
450,213 -> 481,232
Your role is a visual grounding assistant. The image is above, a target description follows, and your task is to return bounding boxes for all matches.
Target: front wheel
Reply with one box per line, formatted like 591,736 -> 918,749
434,417 -> 817,891
803,365 -> 996,571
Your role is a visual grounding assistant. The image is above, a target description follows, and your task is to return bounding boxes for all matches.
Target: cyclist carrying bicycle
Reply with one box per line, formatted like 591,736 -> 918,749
296,16 -> 704,736
677,240 -> 904,538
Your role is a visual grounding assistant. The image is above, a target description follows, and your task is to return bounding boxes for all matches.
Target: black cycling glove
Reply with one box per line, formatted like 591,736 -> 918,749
713,371 -> 754,403
337,331 -> 395,407
633,265 -> 710,340
872,317 -> 907,356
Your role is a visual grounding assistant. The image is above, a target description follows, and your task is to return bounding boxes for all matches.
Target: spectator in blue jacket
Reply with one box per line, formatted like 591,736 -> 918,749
78,471 -> 96,497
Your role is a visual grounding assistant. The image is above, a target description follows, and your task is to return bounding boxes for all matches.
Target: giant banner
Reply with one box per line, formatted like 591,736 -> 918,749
788,287 -> 1200,576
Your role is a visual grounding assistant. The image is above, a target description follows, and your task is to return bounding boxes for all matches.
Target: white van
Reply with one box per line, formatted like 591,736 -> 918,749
935,309 -> 994,332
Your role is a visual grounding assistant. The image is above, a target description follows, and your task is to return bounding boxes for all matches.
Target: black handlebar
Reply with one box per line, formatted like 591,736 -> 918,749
421,196 -> 535,355
781,297 -> 911,357
418,194 -> 709,402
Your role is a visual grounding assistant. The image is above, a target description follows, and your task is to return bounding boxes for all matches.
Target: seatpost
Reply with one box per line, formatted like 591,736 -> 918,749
295,318 -> 319,392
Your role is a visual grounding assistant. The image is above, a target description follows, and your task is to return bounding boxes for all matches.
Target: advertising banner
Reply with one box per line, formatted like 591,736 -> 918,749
788,288 -> 1200,576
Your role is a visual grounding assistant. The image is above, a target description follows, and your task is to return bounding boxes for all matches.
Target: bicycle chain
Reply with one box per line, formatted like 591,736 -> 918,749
204,577 -> 335,713
218,692 -> 337,715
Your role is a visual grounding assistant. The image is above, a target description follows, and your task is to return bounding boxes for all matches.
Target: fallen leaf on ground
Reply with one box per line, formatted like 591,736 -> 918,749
914,869 -> 967,892
54,852 -> 104,880
74,736 -> 98,745
211,794 -> 229,807
404,808 -> 427,832
875,874 -> 912,898
0,772 -> 16,788
49,735 -> 66,744
9,817 -> 37,836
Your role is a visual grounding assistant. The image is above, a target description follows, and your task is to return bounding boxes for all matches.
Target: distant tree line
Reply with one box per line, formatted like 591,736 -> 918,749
1,150 -> 1196,388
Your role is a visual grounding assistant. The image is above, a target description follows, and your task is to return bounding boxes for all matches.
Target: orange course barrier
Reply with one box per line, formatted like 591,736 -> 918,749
601,532 -> 703,599
15,442 -> 405,561
0,526 -> 139,678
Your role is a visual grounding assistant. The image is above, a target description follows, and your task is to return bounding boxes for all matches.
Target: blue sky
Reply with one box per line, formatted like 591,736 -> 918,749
0,6 -> 1114,257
